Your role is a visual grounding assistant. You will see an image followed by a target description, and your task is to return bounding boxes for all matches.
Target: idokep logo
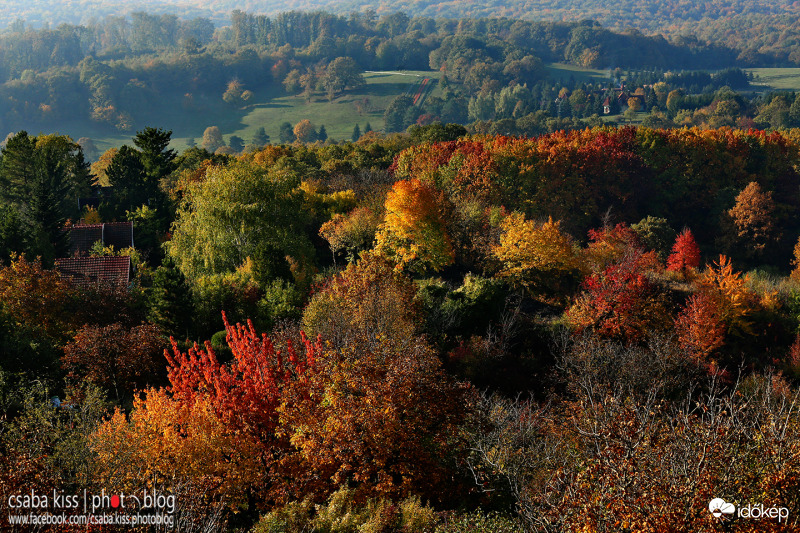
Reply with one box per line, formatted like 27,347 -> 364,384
709,498 -> 736,519
709,498 -> 790,523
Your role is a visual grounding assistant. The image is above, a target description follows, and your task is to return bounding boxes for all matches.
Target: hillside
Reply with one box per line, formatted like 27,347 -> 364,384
2,0 -> 797,30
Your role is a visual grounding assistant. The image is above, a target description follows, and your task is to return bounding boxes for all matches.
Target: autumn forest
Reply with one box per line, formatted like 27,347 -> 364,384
2,5 -> 800,533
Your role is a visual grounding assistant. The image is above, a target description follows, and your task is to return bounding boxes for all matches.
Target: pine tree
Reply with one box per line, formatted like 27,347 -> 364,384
317,125 -> 328,142
351,123 -> 361,142
279,122 -> 295,144
252,127 -> 269,147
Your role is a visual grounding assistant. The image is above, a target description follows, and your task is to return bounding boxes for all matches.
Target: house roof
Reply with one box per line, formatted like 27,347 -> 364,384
68,222 -> 134,255
55,256 -> 131,288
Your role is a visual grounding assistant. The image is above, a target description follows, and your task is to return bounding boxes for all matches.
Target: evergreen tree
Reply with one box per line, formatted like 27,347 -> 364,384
279,122 -> 296,144
317,125 -> 328,142
147,258 -> 194,339
252,127 -> 269,147
364,122 -> 372,133
352,123 -> 361,142
0,131 -> 90,264
105,145 -> 147,214
229,135 -> 245,152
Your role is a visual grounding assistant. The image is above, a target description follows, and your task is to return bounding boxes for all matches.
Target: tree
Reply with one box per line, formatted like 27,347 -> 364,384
364,122 -> 372,133
675,292 -> 726,362
0,206 -> 25,262
63,323 -> 165,403
90,147 -> 118,186
317,125 -> 327,142
280,332 -> 473,502
147,258 -> 194,338
133,126 -> 176,187
228,135 -> 245,153
166,160 -> 313,281
252,127 -> 269,148
222,79 -> 246,106
94,313 -> 321,513
567,250 -> 669,342
791,237 -> 800,281
631,216 -> 675,261
0,131 -> 91,263
319,207 -> 382,264
201,126 -> 224,153
384,96 -> 414,133
293,119 -> 317,143
302,254 -> 420,351
279,122 -> 295,144
322,57 -> 365,100
723,181 -> 779,260
666,228 -> 701,276
374,178 -> 454,274
493,213 -> 577,300
105,145 -> 147,213
351,123 -> 361,142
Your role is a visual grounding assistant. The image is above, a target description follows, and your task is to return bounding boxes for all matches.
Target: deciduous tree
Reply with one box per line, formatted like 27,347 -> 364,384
374,178 -> 454,274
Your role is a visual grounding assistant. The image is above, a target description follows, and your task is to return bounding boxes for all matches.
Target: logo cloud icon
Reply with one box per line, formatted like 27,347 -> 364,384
709,498 -> 736,518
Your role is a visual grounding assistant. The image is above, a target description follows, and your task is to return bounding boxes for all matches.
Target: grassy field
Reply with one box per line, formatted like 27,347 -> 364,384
546,63 -> 613,85
745,68 -> 800,91
38,70 -> 442,158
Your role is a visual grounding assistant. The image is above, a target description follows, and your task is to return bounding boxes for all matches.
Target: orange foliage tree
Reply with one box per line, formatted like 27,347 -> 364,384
726,181 -> 779,259
675,255 -> 759,367
279,334 -> 474,504
374,178 -> 454,273
302,254 -> 420,351
93,313 -> 322,511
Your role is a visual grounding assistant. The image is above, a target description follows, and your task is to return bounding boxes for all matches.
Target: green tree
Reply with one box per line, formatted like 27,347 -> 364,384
323,57 -> 366,100
166,160 -> 313,281
317,125 -> 327,142
133,127 -> 176,186
147,258 -> 194,339
279,122 -> 295,144
228,135 -> 245,153
351,123 -> 361,142
252,127 -> 269,148
0,132 -> 91,263
384,96 -> 414,133
105,145 -> 147,214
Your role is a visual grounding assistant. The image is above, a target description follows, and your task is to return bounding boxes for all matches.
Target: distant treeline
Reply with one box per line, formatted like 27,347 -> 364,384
0,10 -> 748,134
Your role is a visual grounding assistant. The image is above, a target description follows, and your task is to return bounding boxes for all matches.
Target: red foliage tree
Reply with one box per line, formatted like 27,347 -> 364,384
165,312 -> 320,444
568,250 -> 668,341
666,228 -> 701,276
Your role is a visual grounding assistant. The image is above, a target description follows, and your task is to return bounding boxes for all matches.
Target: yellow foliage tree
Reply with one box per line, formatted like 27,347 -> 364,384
493,213 -> 577,299
374,178 -> 454,274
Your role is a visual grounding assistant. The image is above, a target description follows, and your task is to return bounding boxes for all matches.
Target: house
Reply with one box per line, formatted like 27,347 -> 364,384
68,222 -> 134,256
54,256 -> 131,288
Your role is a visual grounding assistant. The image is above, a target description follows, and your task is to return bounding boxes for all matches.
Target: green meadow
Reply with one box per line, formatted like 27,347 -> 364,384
746,68 -> 800,91
41,70 -> 442,158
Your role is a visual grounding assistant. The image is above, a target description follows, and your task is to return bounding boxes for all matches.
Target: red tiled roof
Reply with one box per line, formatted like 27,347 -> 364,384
55,256 -> 131,288
68,222 -> 134,255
